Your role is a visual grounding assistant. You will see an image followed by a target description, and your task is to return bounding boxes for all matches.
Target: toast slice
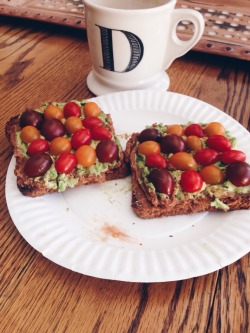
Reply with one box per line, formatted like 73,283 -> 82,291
5,100 -> 129,197
125,123 -> 250,219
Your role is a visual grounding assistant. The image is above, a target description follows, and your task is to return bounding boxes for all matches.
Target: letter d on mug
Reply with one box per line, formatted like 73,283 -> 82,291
84,0 -> 204,95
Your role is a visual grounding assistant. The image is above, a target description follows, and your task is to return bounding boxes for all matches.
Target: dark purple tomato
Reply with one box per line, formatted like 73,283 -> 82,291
19,110 -> 44,129
96,139 -> 119,163
41,118 -> 66,141
226,161 -> 250,187
24,153 -> 52,177
148,169 -> 174,195
160,134 -> 186,154
137,128 -> 161,143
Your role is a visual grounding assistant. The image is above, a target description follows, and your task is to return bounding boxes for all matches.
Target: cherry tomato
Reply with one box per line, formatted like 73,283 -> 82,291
200,165 -> 225,185
148,169 -> 174,195
220,150 -> 246,164
166,124 -> 184,136
180,170 -> 203,193
138,141 -> 161,156
44,105 -> 64,120
75,145 -> 96,167
137,127 -> 161,143
27,139 -> 49,156
55,152 -> 77,174
41,118 -> 66,141
194,148 -> 219,166
65,116 -> 83,134
63,101 -> 81,118
91,126 -> 112,140
169,152 -> 197,171
83,102 -> 101,117
20,126 -> 40,143
226,162 -> 250,187
160,134 -> 186,154
184,123 -> 204,138
206,135 -> 232,152
19,110 -> 43,129
185,135 -> 203,152
204,122 -> 225,137
71,128 -> 92,150
96,139 -> 119,163
145,153 -> 168,169
82,116 -> 103,129
24,153 -> 52,178
49,137 -> 71,156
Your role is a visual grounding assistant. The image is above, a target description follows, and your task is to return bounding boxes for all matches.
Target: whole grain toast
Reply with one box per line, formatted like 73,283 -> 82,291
5,100 -> 129,197
125,124 -> 250,219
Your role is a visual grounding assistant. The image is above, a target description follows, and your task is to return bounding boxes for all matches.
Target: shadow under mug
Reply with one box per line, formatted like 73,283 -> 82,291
84,0 -> 204,95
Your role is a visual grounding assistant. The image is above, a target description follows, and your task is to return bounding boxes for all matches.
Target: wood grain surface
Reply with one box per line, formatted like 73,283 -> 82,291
0,17 -> 249,333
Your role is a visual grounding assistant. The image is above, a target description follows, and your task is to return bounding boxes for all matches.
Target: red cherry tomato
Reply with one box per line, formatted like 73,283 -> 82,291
27,139 -> 50,156
145,153 -> 168,169
91,126 -> 112,140
55,152 -> 77,174
63,101 -> 81,118
71,128 -> 92,150
194,148 -> 219,166
184,124 -> 204,138
206,135 -> 232,152
180,170 -> 203,193
82,116 -> 103,129
220,150 -> 246,164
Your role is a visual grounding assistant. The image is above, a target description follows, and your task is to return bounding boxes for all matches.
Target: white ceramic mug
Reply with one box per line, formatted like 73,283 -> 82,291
84,0 -> 204,95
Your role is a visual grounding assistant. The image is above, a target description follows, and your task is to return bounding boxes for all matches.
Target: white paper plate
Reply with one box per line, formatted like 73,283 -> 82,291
5,90 -> 250,282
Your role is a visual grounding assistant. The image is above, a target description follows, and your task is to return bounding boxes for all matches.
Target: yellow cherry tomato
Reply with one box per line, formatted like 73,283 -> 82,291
167,124 -> 184,136
49,137 -> 71,156
75,145 -> 96,167
200,165 -> 225,185
65,116 -> 83,134
83,102 -> 101,117
169,152 -> 197,171
138,141 -> 161,156
204,122 -> 225,137
20,126 -> 40,143
44,105 -> 64,120
186,135 -> 203,152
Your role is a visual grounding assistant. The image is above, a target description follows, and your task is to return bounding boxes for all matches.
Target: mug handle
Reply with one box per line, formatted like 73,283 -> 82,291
165,9 -> 205,69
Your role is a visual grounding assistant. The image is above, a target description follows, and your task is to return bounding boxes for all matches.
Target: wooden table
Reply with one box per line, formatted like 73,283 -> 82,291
1,17 -> 249,333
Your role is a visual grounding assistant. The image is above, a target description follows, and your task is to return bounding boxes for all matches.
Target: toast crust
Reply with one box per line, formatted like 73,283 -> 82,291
6,105 -> 129,197
125,129 -> 250,219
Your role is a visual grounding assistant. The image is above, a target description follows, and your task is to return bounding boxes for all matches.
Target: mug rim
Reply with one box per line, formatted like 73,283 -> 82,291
83,0 -> 177,13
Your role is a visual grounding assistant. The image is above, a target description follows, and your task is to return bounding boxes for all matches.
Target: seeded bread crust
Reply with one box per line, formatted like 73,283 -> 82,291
6,111 -> 129,197
125,132 -> 250,219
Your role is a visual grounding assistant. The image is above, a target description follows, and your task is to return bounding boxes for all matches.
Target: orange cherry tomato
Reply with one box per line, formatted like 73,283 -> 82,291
83,102 -> 101,117
200,165 -> 225,185
204,122 -> 225,137
138,141 -> 161,156
185,135 -> 203,152
44,105 -> 64,120
166,124 -> 184,136
65,116 -> 83,134
20,125 -> 40,143
49,137 -> 71,156
169,152 -> 197,171
75,145 -> 96,167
